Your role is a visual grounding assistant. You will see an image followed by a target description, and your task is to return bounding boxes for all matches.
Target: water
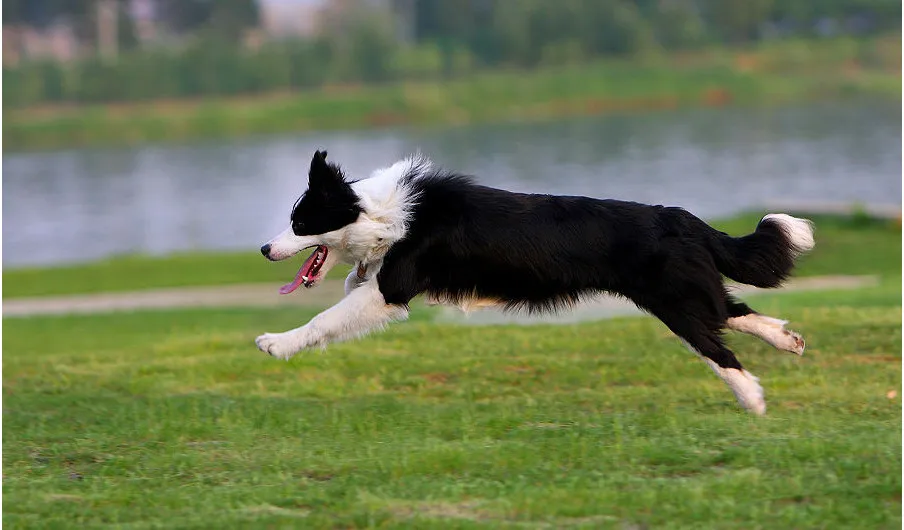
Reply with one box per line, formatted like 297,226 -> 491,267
4,102 -> 900,268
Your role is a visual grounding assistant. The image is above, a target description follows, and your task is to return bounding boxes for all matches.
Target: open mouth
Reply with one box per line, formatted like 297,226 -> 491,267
279,246 -> 328,294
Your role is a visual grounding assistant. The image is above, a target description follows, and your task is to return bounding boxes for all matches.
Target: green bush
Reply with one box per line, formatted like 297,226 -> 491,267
392,43 -> 444,79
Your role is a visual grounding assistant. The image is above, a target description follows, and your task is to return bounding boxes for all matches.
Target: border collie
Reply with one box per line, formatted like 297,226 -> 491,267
257,151 -> 814,415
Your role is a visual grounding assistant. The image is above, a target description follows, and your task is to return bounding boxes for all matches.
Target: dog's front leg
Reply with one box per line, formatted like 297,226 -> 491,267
255,280 -> 408,360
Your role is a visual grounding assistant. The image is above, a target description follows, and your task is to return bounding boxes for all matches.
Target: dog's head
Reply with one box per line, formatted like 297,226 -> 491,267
261,150 -> 362,293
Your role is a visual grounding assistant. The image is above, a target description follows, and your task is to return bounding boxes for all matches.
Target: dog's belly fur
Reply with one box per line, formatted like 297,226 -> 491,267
424,292 -> 505,312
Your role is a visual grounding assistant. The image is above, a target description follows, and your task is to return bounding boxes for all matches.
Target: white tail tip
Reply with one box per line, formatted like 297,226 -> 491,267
762,213 -> 815,255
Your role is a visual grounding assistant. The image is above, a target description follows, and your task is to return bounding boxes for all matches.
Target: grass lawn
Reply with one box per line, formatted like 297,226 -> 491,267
3,213 -> 901,528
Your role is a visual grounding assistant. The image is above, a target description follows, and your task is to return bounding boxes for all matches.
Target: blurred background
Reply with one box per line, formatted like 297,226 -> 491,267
2,0 -> 901,269
4,5 -> 902,522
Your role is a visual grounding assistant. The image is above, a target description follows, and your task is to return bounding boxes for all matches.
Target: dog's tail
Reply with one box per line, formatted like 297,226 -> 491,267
705,214 -> 815,288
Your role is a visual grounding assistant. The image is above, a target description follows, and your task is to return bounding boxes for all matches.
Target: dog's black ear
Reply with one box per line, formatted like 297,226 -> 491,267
310,149 -> 328,172
309,149 -> 339,189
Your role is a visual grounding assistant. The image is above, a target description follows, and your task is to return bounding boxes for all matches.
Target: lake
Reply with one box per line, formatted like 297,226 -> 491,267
4,102 -> 900,268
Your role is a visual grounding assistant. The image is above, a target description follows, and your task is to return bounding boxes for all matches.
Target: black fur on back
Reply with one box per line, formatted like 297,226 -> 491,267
376,170 -> 804,320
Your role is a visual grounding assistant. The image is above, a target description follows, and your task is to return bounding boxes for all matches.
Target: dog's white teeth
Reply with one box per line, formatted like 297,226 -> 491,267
301,276 -> 309,282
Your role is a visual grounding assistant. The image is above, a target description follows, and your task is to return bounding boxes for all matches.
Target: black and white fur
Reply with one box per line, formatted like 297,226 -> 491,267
257,151 -> 815,415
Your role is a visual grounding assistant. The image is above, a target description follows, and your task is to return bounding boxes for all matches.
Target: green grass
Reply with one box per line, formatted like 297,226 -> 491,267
4,35 -> 901,152
3,212 -> 901,527
3,288 -> 900,528
5,212 -> 900,299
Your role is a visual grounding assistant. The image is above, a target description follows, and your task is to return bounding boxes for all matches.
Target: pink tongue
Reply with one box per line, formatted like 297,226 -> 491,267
279,248 -> 319,295
279,268 -> 308,295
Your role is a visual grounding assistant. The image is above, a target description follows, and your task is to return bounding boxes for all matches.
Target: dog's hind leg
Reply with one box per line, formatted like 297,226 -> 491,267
667,317 -> 767,416
724,293 -> 805,355
638,280 -> 766,415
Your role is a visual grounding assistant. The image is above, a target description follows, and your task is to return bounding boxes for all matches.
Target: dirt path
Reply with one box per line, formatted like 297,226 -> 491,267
2,275 -> 879,321
2,282 -> 347,318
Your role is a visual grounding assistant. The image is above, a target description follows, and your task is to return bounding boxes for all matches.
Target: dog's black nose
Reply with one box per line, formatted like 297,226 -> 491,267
260,244 -> 271,257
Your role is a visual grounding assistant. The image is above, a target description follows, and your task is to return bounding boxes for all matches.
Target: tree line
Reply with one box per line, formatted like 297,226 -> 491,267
3,0 -> 900,107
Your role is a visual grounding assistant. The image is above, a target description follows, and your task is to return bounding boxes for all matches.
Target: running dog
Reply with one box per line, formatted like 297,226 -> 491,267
257,151 -> 814,415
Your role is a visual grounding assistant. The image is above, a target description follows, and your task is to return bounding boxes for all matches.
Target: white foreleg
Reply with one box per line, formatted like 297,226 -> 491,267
255,280 -> 407,360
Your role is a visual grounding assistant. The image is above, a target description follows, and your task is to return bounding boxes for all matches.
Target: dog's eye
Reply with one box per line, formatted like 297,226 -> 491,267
292,220 -> 304,234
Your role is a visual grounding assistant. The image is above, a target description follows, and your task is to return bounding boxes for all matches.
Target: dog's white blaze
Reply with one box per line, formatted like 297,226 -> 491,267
681,340 -> 766,415
264,228 -> 315,260
255,279 -> 408,360
762,213 -> 815,256
727,314 -> 805,355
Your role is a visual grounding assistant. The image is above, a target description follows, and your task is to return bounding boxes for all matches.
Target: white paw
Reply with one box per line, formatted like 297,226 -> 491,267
706,362 -> 767,416
777,328 -> 806,356
758,316 -> 806,355
255,330 -> 306,360
731,369 -> 767,416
